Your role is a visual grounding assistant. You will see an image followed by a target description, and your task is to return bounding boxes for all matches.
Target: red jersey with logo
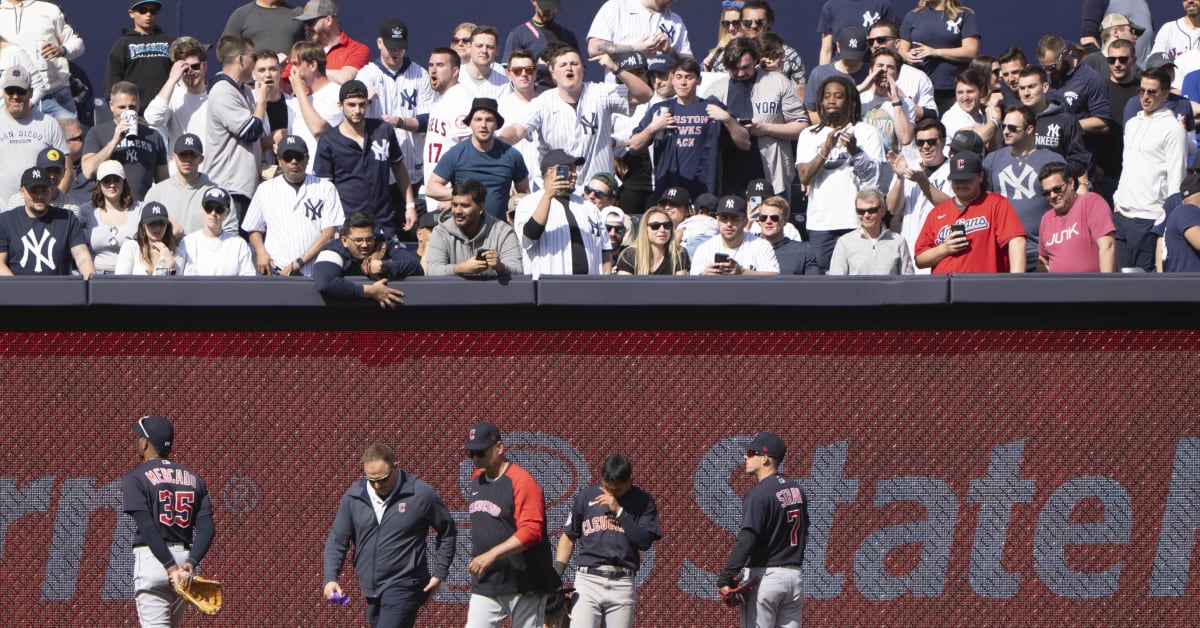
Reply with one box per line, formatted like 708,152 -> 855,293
915,191 -> 1026,274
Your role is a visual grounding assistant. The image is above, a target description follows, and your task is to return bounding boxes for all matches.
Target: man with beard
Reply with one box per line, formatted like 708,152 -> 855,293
427,98 -> 530,220
293,0 -> 367,83
983,105 -> 1066,270
0,166 -> 93,277
504,0 -> 580,62
1035,34 -> 1111,139
425,178 -> 522,276
1093,38 -> 1139,204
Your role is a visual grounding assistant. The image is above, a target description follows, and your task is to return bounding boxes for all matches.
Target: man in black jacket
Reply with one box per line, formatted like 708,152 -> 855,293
105,0 -> 174,110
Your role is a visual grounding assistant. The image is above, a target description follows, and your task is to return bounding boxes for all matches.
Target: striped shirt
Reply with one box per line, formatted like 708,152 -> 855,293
356,58 -> 434,184
242,174 -> 344,276
523,83 -> 629,188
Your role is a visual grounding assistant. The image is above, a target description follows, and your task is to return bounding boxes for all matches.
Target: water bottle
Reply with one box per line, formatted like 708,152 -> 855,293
153,250 -> 170,276
655,105 -> 670,141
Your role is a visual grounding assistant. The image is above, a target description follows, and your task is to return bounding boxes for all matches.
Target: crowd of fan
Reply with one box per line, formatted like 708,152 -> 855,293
0,0 -> 1197,307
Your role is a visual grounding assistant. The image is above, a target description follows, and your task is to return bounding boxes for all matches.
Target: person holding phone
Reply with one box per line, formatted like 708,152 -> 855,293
915,150 -> 1026,273
426,178 -> 522,276
690,195 -> 779,275
514,150 -> 612,277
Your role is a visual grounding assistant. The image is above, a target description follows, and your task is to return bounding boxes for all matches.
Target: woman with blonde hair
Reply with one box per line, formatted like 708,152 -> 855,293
616,206 -> 690,275
702,1 -> 744,72
898,0 -> 979,114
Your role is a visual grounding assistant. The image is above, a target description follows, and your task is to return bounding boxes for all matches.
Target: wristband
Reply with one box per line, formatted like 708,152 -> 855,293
891,101 -> 902,108
295,257 -> 304,267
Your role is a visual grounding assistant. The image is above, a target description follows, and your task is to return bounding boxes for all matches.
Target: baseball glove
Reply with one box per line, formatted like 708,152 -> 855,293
720,576 -> 760,608
543,586 -> 576,628
174,575 -> 223,615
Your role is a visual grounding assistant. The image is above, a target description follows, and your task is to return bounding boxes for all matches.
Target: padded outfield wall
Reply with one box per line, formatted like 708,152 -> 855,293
2,284 -> 1199,626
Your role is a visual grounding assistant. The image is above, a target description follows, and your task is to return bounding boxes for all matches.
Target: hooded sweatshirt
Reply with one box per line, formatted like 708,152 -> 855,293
0,0 -> 85,93
104,25 -> 173,109
425,211 -> 524,276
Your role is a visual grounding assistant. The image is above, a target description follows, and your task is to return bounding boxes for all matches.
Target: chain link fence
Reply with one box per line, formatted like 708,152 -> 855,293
1,329 -> 1197,626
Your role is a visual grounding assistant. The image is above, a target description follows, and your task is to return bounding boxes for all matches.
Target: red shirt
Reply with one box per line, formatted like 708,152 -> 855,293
1038,192 -> 1116,272
915,192 -> 1026,274
325,30 -> 369,72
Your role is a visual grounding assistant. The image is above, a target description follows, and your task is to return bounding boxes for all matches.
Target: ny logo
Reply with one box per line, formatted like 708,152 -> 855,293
370,139 -> 390,161
946,16 -> 962,35
1046,124 -> 1061,142
848,38 -> 860,50
725,198 -> 736,209
658,23 -> 675,40
998,165 -> 1039,199
27,169 -> 42,180
18,228 -> 55,272
125,149 -> 138,162
579,112 -> 599,134
400,88 -> 418,110
303,199 -> 324,220
862,11 -> 881,28
182,136 -> 195,147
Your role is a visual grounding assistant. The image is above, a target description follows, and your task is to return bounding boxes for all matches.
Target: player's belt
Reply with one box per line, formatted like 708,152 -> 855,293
133,542 -> 191,550
579,565 -> 636,580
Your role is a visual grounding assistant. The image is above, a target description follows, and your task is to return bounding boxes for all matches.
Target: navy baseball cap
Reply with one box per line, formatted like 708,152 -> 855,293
540,149 -> 584,172
141,201 -> 169,224
948,129 -> 985,156
614,51 -> 647,73
20,166 -> 50,189
36,147 -> 65,170
338,79 -> 369,101
203,186 -> 231,209
837,26 -> 868,62
947,151 -> 983,180
464,421 -> 501,451
173,133 -> 203,155
1182,173 -> 1200,197
746,178 -> 773,197
747,432 -> 787,461
417,211 -> 439,230
659,186 -> 691,206
716,195 -> 747,215
278,135 -> 309,157
646,58 -> 676,76
133,415 -> 173,450
694,193 -> 718,215
129,0 -> 162,9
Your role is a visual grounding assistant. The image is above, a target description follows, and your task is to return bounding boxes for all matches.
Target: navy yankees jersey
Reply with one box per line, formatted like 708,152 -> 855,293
121,458 -> 213,547
467,463 -> 560,596
741,473 -> 808,568
562,483 -> 662,571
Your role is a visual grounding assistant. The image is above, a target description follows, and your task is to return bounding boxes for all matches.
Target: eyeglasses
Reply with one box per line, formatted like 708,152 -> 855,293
721,20 -> 740,28
1002,123 -> 1023,133
365,469 -> 392,485
202,203 -> 226,214
1107,55 -> 1130,65
4,86 -> 28,97
868,35 -> 896,46
1138,87 -> 1161,96
1040,183 -> 1068,198
133,5 -> 160,15
584,186 -> 613,198
756,214 -> 781,223
347,236 -> 376,245
646,221 -> 672,231
914,138 -> 941,147
855,205 -> 883,215
741,18 -> 766,28
453,37 -> 472,44
279,152 -> 307,163
605,224 -> 627,234
509,66 -> 536,76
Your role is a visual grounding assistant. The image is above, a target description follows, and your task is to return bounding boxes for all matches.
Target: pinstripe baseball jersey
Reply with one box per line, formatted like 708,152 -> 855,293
242,174 -> 344,276
356,58 -> 434,184
422,84 -> 474,189
514,190 -> 611,277
523,83 -> 629,188
587,0 -> 692,76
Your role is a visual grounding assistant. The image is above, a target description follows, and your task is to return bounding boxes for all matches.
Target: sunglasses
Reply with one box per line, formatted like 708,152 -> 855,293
1107,55 -> 1130,65
1040,183 -> 1068,198
606,224 -> 627,234
914,138 -> 941,147
745,450 -> 764,458
1137,87 -> 1161,96
855,205 -> 883,215
1002,123 -> 1023,133
756,214 -> 781,223
279,152 -> 307,163
453,37 -> 472,44
4,87 -> 28,97
868,35 -> 896,45
100,176 -> 123,186
721,20 -> 740,28
741,18 -> 766,28
133,5 -> 160,15
202,203 -> 226,214
364,469 -> 392,485
468,448 -> 491,459
509,66 -> 536,76
646,220 -> 672,231
185,61 -> 203,71
584,186 -> 613,198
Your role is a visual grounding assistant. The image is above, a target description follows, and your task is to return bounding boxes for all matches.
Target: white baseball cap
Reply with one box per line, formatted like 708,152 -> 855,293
97,160 -> 127,181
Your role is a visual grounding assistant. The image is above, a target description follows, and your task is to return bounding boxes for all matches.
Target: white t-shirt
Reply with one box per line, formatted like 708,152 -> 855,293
588,0 -> 692,77
794,122 -> 886,231
939,103 -> 985,147
690,231 -> 779,274
242,174 -> 344,276
0,108 -> 66,200
288,81 -> 343,173
179,231 -> 256,276
422,83 -> 474,189
460,67 -> 512,99
114,239 -> 186,275
896,159 -> 951,275
143,83 -> 208,170
523,83 -> 629,188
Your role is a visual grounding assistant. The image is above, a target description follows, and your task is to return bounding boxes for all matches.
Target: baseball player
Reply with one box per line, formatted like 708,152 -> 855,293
121,415 -> 215,628
554,454 -> 662,628
323,444 -> 457,628
463,421 -> 561,628
717,432 -> 809,628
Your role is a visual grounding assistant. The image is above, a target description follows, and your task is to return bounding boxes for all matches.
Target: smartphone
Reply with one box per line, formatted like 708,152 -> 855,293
714,252 -> 730,264
475,250 -> 488,261
737,118 -> 752,125
950,224 -> 966,238
555,165 -> 570,179
748,196 -> 763,219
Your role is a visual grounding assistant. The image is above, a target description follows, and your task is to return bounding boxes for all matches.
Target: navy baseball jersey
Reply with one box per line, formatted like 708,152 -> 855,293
562,483 -> 662,571
122,458 -> 213,547
467,463 -> 560,596
741,473 -> 809,568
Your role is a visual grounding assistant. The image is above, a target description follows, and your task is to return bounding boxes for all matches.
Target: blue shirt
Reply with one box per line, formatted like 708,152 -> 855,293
984,148 -> 1065,259
819,0 -> 899,37
1052,62 -> 1112,125
503,20 -> 579,63
313,118 -> 402,227
634,98 -> 725,198
1163,203 -> 1200,272
432,139 -> 528,220
772,238 -> 822,275
899,7 -> 980,90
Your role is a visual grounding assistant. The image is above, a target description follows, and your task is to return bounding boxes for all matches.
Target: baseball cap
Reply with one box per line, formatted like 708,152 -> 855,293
417,211 -> 439,230
129,0 -> 162,9
466,97 -> 505,128
20,166 -> 50,189
837,26 -> 868,62
36,148 -> 65,170
694,193 -> 719,215
97,160 -> 127,182
716,195 -> 747,215
338,79 -> 368,102
540,149 -> 584,172
203,186 -> 232,210
600,207 -> 627,225
535,0 -> 561,9
173,133 -> 203,155
614,51 -> 648,74
277,135 -> 309,157
747,432 -> 787,461
745,178 -> 773,197
947,151 -> 983,180
588,172 -> 619,193
646,58 -> 677,76
659,186 -> 691,206
1182,173 -> 1200,197
379,18 -> 409,49
132,415 -> 173,450
948,129 -> 985,156
294,0 -> 337,21
1101,13 -> 1146,36
464,421 -> 501,451
141,201 -> 170,224
1146,52 -> 1175,70
1,65 -> 31,91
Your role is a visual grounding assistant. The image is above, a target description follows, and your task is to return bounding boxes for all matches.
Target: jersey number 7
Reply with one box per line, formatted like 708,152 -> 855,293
787,509 -> 803,547
159,490 -> 195,527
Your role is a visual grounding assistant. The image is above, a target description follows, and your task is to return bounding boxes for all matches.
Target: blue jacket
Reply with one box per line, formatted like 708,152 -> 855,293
322,470 -> 456,597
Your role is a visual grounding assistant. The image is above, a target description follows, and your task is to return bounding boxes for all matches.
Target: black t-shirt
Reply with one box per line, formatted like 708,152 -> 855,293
615,246 -> 690,275
0,207 -> 85,275
82,120 -> 168,200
